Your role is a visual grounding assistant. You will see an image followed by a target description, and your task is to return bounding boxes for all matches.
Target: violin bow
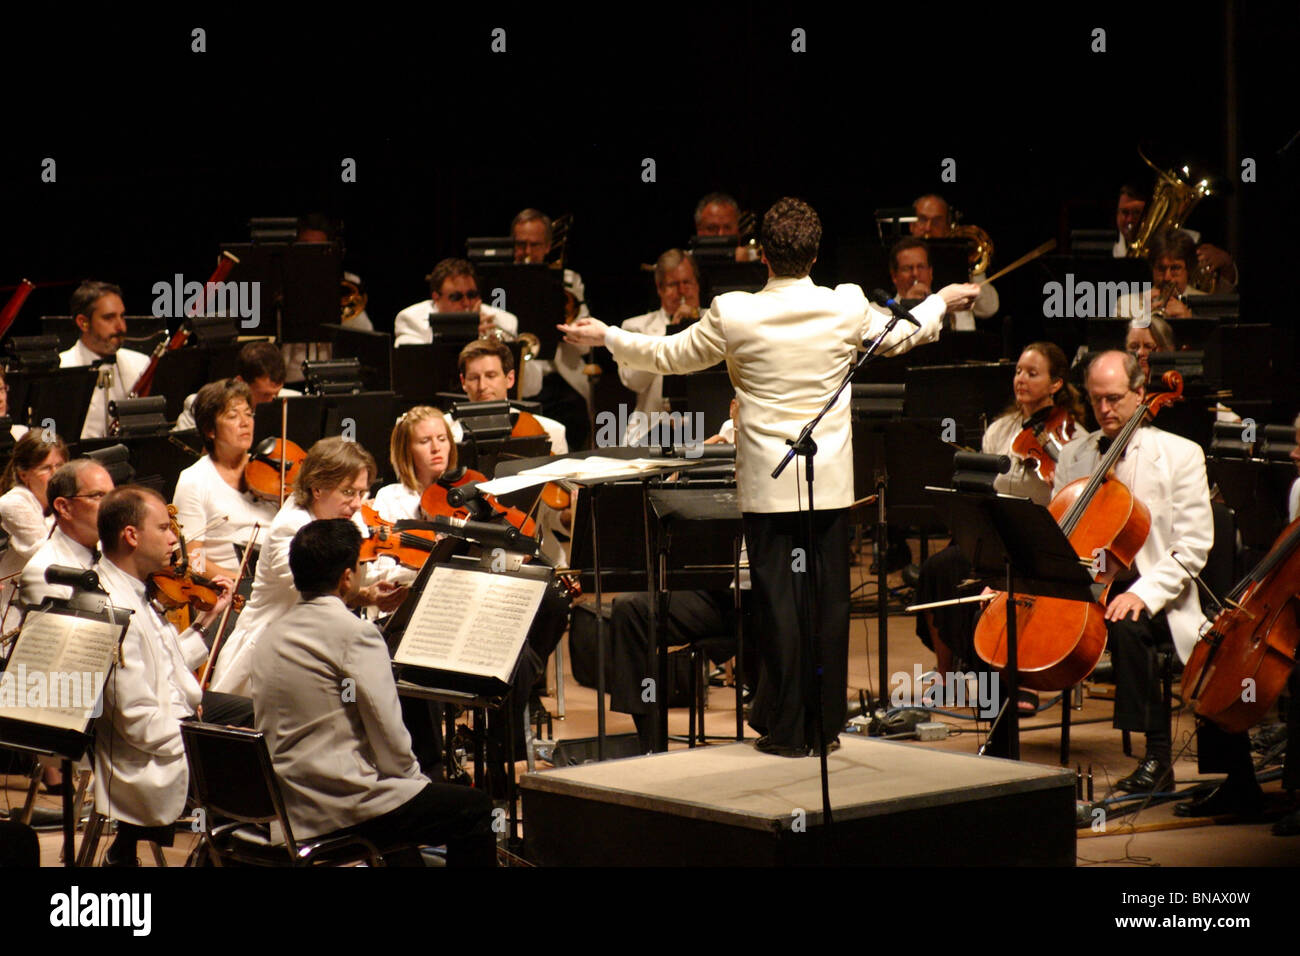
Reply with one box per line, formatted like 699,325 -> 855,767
198,522 -> 261,693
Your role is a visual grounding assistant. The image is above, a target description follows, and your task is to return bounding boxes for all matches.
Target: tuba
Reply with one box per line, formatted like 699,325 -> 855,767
1126,148 -> 1212,262
341,276 -> 368,323
951,222 -> 993,276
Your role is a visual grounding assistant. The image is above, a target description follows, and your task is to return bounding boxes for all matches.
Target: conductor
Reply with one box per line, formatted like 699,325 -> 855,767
561,197 -> 979,756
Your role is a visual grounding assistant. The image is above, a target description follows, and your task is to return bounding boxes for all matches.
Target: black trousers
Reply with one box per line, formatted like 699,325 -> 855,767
484,581 -> 568,761
607,589 -> 740,717
744,508 -> 850,749
329,783 -> 496,867
536,370 -> 589,451
1109,610 -> 1175,736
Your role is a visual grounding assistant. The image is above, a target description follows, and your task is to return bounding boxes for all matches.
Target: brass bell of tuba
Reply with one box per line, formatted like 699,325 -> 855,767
1126,148 -> 1212,262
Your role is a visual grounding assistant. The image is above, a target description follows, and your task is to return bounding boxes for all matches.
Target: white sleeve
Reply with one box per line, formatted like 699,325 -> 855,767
0,496 -> 50,564
393,307 -> 429,348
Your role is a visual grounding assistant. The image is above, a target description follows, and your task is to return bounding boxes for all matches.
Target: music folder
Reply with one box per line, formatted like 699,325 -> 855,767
385,556 -> 550,702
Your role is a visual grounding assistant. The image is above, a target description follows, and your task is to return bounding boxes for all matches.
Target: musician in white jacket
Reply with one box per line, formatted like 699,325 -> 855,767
92,486 -> 240,866
562,197 -> 979,757
1053,350 -> 1213,794
58,281 -> 151,440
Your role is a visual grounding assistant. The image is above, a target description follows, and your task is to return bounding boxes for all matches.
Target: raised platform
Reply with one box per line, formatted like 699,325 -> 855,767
521,736 -> 1077,865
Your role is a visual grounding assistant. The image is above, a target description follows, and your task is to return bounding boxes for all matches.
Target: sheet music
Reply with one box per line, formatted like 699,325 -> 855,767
479,456 -> 676,496
0,611 -> 122,732
393,565 -> 547,684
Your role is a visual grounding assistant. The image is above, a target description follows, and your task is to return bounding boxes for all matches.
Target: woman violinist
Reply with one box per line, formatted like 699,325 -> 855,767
171,379 -> 280,572
208,437 -> 407,696
373,406 -> 456,523
913,342 -> 1084,702
0,431 -> 68,637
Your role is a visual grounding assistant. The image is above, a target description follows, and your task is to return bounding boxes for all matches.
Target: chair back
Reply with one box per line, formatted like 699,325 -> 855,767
180,720 -> 300,852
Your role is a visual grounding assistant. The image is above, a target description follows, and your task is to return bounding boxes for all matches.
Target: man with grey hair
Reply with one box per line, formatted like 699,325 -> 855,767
59,281 -> 152,440
20,459 -> 114,608
1117,230 -> 1207,320
694,192 -> 760,263
615,248 -> 702,445
1052,349 -> 1213,793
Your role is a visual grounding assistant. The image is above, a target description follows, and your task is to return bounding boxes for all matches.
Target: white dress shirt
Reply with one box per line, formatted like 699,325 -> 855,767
0,485 -> 52,635
981,410 -> 1082,505
59,340 -> 152,440
616,308 -> 672,445
372,483 -> 423,523
605,276 -> 945,513
93,556 -> 203,828
172,455 -> 279,569
252,594 -> 428,840
1052,425 -> 1213,661
393,300 -> 519,348
20,525 -> 97,607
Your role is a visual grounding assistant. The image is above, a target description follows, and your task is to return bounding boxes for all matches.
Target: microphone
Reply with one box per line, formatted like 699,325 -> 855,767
430,515 -> 540,557
45,565 -> 103,594
868,289 -> 921,327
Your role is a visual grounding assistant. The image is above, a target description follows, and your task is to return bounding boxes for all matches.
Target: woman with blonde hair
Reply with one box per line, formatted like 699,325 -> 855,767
372,406 -> 457,522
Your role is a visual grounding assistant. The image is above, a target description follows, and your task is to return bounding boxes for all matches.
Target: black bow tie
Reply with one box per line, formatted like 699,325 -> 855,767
90,356 -> 116,368
1097,435 -> 1127,459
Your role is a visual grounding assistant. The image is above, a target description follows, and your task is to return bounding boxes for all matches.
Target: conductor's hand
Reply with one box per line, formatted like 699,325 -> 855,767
938,283 -> 982,313
1105,591 -> 1147,622
558,317 -> 609,349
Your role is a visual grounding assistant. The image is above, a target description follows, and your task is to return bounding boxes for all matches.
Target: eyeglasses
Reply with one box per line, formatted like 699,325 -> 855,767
68,491 -> 109,501
337,487 -> 369,501
443,289 -> 480,303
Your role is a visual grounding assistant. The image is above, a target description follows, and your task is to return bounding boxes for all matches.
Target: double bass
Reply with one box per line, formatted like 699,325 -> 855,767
974,371 -> 1184,690
1181,515 -> 1300,733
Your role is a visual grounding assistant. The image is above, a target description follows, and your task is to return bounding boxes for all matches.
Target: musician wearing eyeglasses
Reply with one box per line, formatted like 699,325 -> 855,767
209,438 -> 407,698
394,258 -> 520,347
1117,231 -> 1209,321
1052,350 -> 1213,793
906,194 -> 999,328
19,459 -> 114,608
58,280 -> 152,440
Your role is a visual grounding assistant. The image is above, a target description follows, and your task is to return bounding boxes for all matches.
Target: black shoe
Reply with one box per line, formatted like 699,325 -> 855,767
1174,783 -> 1264,819
1116,757 -> 1173,793
1273,808 -> 1300,836
755,735 -> 810,758
103,846 -> 141,868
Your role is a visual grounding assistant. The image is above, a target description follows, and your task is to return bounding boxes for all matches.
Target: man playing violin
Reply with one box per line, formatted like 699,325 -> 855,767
1052,350 -> 1213,792
92,486 -> 249,866
59,280 -> 152,440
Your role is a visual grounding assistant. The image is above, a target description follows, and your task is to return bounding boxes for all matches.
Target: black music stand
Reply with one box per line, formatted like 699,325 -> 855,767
927,487 -> 1100,760
220,241 -> 340,343
3,366 -> 96,434
0,577 -> 131,866
647,489 -> 746,751
321,324 -> 392,392
148,345 -> 243,421
475,263 -> 566,359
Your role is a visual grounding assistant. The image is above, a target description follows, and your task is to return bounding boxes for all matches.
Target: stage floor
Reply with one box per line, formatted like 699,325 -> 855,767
521,736 -> 1077,865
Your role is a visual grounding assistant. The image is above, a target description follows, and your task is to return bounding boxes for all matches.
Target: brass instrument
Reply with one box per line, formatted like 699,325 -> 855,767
515,332 -> 542,400
1127,148 -> 1212,262
951,223 -> 993,276
1151,280 -> 1181,319
341,276 -> 368,322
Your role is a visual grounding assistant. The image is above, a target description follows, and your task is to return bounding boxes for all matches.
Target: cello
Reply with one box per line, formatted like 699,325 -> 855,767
1181,515 -> 1300,733
974,371 -> 1184,691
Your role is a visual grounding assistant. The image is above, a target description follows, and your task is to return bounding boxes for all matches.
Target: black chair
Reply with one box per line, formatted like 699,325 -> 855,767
180,721 -> 392,867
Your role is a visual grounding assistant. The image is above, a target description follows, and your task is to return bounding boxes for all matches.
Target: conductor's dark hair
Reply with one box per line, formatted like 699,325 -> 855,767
888,236 -> 929,273
98,486 -> 165,557
236,340 -> 288,385
761,197 -> 821,278
70,280 -> 123,321
1148,229 -> 1197,271
289,518 -> 362,595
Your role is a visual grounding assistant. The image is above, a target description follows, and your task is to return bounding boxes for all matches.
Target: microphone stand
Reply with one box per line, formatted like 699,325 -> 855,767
771,305 -> 917,852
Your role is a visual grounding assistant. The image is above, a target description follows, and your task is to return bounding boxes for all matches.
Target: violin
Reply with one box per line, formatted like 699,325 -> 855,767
245,437 -> 307,504
974,371 -> 1184,691
420,466 -> 538,538
359,505 -> 441,570
1181,514 -> 1300,734
148,505 -> 244,617
1011,405 -> 1077,485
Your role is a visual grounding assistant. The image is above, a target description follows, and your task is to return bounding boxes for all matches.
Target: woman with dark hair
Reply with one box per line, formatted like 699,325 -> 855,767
0,431 -> 67,637
171,379 -> 279,571
913,343 -> 1085,706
